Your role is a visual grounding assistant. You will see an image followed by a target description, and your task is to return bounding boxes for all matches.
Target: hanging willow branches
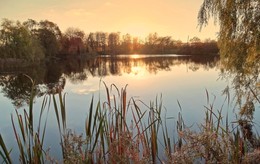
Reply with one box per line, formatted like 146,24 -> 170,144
198,0 -> 260,72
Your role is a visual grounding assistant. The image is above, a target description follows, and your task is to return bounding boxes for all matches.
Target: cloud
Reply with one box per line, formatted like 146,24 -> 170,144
72,88 -> 99,95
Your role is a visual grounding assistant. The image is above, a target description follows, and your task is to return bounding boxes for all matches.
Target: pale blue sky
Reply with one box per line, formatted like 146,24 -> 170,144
0,0 -> 219,41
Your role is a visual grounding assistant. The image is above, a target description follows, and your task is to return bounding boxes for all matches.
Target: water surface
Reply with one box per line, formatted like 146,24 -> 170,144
0,54 -> 259,161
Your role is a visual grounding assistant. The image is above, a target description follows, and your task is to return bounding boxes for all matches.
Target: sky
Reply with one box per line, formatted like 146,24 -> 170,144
0,0 -> 219,41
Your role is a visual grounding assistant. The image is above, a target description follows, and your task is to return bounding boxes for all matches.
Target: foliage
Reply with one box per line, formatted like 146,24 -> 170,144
0,18 -> 219,59
0,19 -> 45,61
61,27 -> 86,55
35,20 -> 62,57
199,3 -> 260,153
0,18 -> 63,60
86,31 -> 219,55
198,0 -> 260,72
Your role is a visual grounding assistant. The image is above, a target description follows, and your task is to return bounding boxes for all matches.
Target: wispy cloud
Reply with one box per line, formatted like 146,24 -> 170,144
72,88 -> 99,95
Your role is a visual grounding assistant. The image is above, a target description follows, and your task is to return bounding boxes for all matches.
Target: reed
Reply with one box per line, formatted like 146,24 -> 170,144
4,75 -> 51,163
0,82 -> 259,163
0,134 -> 12,164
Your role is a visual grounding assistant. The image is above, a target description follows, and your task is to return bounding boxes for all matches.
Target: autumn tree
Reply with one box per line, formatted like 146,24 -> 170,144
108,32 -> 120,54
87,32 -> 96,53
157,36 -> 172,53
100,32 -> 108,54
121,33 -> 132,53
146,33 -> 158,49
132,37 -> 142,53
61,27 -> 85,55
95,32 -> 108,54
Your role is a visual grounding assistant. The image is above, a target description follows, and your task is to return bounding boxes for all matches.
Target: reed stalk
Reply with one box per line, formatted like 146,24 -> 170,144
0,81 -> 259,163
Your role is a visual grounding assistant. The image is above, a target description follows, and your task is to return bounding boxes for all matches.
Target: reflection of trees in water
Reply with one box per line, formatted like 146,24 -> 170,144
83,55 -> 219,76
0,55 -> 219,108
61,55 -> 219,78
0,74 -> 66,108
0,64 -> 46,108
220,60 -> 260,148
0,75 -> 34,108
0,61 -> 63,108
62,58 -> 88,84
220,59 -> 260,112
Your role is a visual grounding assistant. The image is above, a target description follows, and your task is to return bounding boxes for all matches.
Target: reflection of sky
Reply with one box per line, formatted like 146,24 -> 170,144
1,57 -> 259,161
64,62 -> 227,127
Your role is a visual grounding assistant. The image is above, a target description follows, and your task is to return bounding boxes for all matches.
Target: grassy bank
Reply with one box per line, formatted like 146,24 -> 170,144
0,81 -> 260,163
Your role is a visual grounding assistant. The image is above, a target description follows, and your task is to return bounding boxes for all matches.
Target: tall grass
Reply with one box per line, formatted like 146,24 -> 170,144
0,134 -> 12,164
0,75 -> 52,163
0,81 -> 259,163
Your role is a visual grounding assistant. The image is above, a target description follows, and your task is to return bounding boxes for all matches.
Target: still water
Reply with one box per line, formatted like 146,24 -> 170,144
0,54 -> 259,161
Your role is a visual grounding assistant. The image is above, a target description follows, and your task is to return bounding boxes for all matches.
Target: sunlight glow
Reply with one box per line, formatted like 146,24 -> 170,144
131,66 -> 144,76
0,0 -> 219,42
121,23 -> 149,38
131,54 -> 140,59
126,64 -> 147,79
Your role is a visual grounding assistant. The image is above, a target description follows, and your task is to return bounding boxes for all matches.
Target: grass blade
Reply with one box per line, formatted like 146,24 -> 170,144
0,134 -> 12,164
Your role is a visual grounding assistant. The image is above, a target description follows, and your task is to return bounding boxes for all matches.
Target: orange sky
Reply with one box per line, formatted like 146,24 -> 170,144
0,0 -> 219,41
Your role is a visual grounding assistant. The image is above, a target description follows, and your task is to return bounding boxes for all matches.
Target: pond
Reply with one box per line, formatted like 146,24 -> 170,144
0,54 -> 259,162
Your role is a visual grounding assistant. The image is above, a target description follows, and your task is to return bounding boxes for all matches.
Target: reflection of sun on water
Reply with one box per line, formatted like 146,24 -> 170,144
130,65 -> 145,77
131,54 -> 140,59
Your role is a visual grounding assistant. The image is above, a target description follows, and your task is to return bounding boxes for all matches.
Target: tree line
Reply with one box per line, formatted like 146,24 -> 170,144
0,18 -> 219,61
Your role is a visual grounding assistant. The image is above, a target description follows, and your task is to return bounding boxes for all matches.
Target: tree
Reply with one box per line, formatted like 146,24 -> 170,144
37,20 -> 62,57
108,32 -> 120,54
199,2 -> 260,146
198,0 -> 260,71
62,27 -> 86,55
95,32 -> 108,54
189,37 -> 201,44
0,19 -> 44,61
121,33 -> 132,53
132,37 -> 141,53
100,32 -> 108,54
23,19 -> 38,34
146,33 -> 158,47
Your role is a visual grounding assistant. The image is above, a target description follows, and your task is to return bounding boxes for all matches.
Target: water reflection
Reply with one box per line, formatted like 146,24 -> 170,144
0,75 -> 33,108
220,57 -> 260,147
1,55 -> 259,162
0,55 -> 219,108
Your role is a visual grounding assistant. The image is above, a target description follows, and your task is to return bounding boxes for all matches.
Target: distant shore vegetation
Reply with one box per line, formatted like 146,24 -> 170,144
0,18 -> 219,61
